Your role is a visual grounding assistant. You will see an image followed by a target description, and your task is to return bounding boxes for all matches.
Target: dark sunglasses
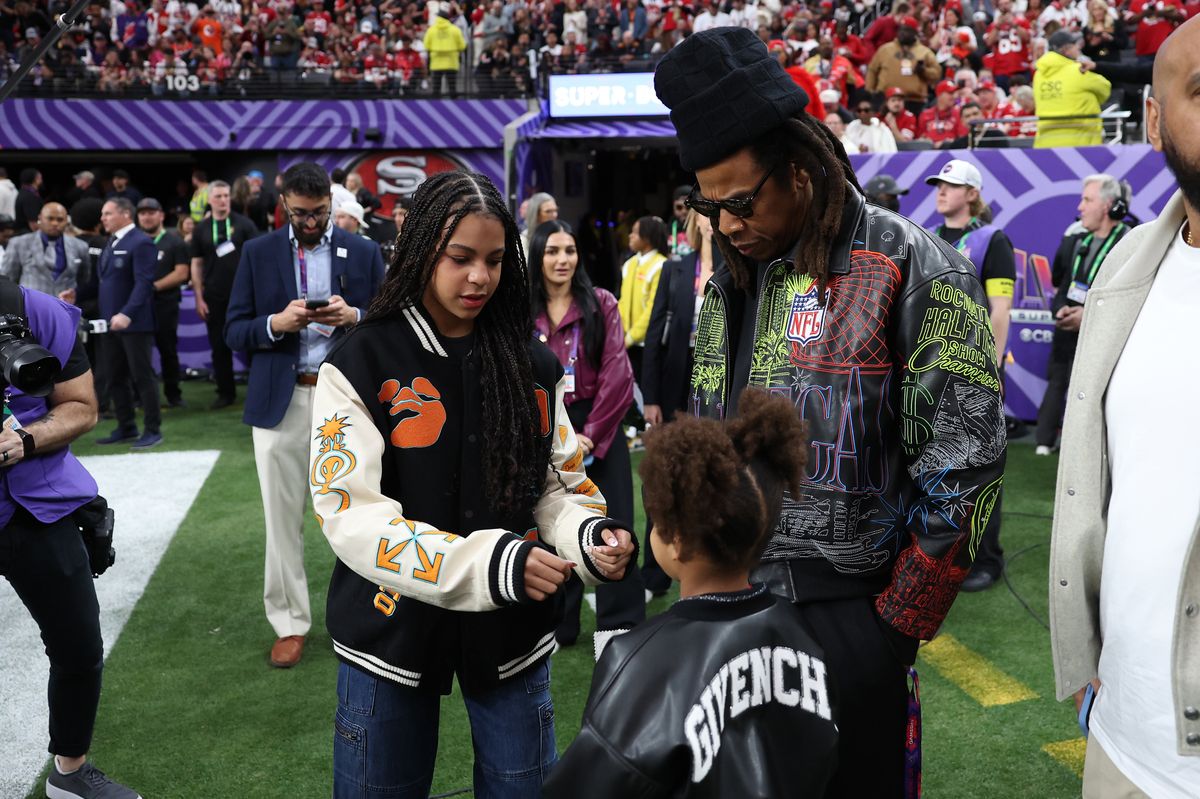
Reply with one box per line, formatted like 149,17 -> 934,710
686,163 -> 777,219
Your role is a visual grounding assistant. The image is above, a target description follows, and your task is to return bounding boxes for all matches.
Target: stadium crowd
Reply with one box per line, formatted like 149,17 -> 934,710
0,0 -> 1186,138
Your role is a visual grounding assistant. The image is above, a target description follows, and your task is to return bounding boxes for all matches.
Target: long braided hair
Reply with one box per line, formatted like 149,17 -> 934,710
367,171 -> 547,517
711,112 -> 861,305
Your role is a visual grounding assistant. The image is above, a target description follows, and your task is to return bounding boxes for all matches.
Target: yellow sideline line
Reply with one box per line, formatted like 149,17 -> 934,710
1043,738 -> 1087,779
918,634 -> 1039,707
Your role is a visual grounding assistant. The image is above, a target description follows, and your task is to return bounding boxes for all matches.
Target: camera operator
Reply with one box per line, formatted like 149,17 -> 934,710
0,276 -> 140,799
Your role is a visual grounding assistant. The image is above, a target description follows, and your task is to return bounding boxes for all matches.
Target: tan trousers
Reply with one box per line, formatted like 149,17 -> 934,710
1083,735 -> 1151,799
252,384 -> 315,639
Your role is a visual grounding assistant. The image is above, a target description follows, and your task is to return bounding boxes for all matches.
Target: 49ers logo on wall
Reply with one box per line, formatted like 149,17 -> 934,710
347,151 -> 466,216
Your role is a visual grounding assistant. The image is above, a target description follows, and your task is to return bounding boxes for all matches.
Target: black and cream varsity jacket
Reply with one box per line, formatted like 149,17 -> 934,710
310,305 -> 620,693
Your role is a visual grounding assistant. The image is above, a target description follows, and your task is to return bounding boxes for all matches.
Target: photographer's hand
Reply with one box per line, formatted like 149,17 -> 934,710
0,427 -> 25,467
20,371 -> 100,456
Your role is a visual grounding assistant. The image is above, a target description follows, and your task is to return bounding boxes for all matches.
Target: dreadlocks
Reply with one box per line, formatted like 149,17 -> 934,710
712,112 -> 861,305
367,171 -> 547,517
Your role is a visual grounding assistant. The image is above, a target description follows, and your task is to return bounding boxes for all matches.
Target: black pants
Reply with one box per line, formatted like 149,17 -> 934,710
1035,356 -> 1074,448
204,296 -> 236,401
101,331 -> 161,435
431,69 -> 457,98
0,506 -> 104,757
639,491 -> 671,594
154,296 -> 182,403
557,427 -> 646,638
797,596 -> 910,798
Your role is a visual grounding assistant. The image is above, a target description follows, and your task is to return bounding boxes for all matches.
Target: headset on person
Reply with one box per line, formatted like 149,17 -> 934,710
1108,180 -> 1138,225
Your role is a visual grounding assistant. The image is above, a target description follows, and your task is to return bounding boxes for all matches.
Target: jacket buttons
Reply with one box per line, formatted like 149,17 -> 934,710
1188,733 -> 1200,746
1060,579 -> 1068,587
464,509 -> 474,520
467,434 -> 477,444
1067,489 -> 1076,496
1187,603 -> 1199,618
1185,707 -> 1200,721
1096,298 -> 1105,307
1077,391 -> 1086,400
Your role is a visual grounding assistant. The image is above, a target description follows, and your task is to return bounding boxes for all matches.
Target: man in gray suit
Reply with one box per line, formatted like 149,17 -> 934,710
0,202 -> 91,305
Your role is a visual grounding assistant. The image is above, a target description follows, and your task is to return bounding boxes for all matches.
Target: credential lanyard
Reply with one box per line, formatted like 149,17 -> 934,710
297,243 -> 309,298
1072,223 -> 1125,286
212,217 -> 231,245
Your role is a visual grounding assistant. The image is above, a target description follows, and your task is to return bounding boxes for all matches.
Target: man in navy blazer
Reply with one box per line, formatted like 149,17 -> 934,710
94,197 -> 163,449
225,162 -> 385,668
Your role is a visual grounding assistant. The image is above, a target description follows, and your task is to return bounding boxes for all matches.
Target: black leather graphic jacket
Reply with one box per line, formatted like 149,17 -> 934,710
689,186 -> 1007,644
543,585 -> 839,798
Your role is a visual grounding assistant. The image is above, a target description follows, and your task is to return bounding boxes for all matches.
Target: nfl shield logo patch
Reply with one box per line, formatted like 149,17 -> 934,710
786,287 -> 825,346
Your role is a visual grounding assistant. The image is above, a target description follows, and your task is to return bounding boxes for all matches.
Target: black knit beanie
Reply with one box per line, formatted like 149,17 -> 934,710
654,28 -> 809,172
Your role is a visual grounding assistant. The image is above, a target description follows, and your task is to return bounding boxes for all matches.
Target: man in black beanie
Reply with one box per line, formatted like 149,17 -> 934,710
655,27 -> 1007,797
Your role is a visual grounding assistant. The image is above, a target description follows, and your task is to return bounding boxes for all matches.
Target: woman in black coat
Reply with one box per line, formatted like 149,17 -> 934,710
639,210 -> 720,594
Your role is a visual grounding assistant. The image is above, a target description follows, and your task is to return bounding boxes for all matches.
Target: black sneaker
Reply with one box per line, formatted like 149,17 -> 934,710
46,761 -> 141,799
95,428 -> 139,445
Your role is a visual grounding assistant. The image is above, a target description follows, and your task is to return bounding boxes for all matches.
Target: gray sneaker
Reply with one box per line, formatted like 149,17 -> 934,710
46,762 -> 141,799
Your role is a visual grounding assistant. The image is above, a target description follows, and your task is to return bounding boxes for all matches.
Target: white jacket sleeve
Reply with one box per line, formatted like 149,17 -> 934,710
533,372 -> 623,587
310,362 -> 536,610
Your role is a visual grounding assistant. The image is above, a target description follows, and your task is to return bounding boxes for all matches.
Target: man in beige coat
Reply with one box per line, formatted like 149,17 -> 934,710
1049,16 -> 1200,798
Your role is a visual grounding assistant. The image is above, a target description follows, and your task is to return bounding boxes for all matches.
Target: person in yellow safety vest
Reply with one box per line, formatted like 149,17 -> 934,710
1033,30 -> 1112,148
423,10 -> 466,98
189,169 -> 210,222
618,215 -> 669,383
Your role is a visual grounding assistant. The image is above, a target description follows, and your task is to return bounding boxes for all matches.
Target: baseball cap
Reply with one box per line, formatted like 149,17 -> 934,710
73,170 -> 95,181
337,200 -> 368,228
925,159 -> 983,189
977,80 -> 997,93
247,169 -> 265,180
137,197 -> 163,211
884,86 -> 906,99
864,174 -> 909,197
113,168 -> 130,179
1048,29 -> 1082,51
901,15 -> 920,28
936,79 -> 958,95
25,27 -> 40,39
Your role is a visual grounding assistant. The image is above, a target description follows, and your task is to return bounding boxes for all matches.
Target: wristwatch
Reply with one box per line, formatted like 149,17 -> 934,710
15,428 -> 35,458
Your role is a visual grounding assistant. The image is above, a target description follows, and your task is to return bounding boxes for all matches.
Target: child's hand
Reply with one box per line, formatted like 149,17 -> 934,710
590,528 -> 634,580
524,548 -> 575,601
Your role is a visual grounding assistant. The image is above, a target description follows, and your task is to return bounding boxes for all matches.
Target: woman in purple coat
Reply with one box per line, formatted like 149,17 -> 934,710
530,220 -> 645,654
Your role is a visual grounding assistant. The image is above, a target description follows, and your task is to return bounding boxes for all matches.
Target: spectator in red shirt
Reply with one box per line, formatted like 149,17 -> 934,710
865,0 -> 912,52
771,40 -> 828,119
392,35 -> 423,90
984,0 -> 1033,90
833,19 -> 871,67
1127,0 -> 1185,63
306,1 -> 334,37
192,5 -> 224,55
882,85 -> 919,141
976,80 -> 1006,117
919,79 -> 969,147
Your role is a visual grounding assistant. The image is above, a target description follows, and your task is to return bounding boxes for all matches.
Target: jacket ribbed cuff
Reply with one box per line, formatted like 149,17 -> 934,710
489,535 -> 535,606
578,517 -> 627,583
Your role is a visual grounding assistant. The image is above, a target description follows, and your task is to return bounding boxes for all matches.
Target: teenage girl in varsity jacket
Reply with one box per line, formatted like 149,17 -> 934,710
308,171 -> 634,799
544,389 -> 839,798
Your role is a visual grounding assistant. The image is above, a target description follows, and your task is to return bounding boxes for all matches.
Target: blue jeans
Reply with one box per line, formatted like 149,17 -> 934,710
332,660 -> 557,798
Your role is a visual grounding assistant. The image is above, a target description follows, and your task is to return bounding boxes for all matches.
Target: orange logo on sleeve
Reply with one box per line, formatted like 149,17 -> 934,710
534,386 -> 551,436
378,377 -> 447,448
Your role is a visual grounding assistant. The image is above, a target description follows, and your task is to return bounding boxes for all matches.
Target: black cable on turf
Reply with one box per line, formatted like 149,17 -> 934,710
999,542 -> 1051,631
429,789 -> 472,798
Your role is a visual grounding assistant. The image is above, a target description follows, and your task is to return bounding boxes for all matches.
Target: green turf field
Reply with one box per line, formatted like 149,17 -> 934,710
31,380 -> 1082,798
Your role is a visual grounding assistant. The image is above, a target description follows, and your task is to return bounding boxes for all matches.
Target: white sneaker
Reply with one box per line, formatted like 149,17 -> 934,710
1035,445 -> 1052,456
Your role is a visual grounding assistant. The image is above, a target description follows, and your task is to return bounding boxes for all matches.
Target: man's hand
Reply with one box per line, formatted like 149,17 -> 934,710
524,547 -> 575,601
109,313 -> 131,332
576,433 -> 595,455
57,288 -> 76,305
0,427 -> 25,467
194,294 -> 209,321
590,528 -> 634,580
308,294 -> 358,327
644,404 -> 663,426
1074,678 -> 1101,714
1055,305 -> 1084,332
271,299 -> 312,335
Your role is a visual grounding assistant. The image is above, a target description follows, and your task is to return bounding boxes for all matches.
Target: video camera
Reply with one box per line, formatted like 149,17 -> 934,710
0,314 -> 60,398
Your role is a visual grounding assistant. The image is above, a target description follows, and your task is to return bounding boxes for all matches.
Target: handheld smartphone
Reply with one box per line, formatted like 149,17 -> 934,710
305,297 -> 330,310
1078,682 -> 1097,736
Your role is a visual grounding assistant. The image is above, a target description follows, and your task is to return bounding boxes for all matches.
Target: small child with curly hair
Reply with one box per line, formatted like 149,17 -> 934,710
544,388 -> 840,798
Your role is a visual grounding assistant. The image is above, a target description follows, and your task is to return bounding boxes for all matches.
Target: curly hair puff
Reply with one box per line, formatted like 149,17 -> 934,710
639,389 -> 808,572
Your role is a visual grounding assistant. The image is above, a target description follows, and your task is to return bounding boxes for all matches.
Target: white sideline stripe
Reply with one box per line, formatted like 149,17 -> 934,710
0,450 -> 220,799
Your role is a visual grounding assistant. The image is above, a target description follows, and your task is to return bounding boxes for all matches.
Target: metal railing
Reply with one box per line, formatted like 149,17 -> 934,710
966,110 -> 1133,148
